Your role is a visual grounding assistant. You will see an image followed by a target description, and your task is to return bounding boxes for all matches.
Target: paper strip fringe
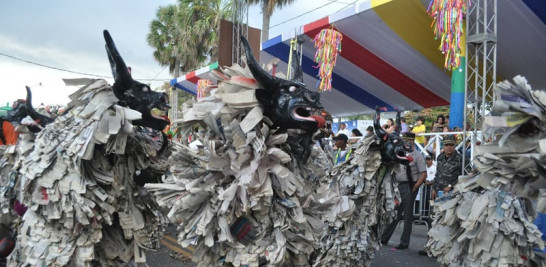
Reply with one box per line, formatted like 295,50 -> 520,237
427,0 -> 468,70
196,79 -> 212,99
312,29 -> 342,92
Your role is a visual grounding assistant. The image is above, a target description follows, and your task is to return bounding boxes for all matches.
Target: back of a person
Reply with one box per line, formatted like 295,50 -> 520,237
0,119 -> 18,146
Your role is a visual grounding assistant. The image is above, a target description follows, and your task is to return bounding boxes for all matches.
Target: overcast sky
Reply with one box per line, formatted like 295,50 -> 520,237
0,0 -> 353,106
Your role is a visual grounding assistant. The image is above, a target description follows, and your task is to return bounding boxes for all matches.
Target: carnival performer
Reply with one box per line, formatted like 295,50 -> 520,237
0,119 -> 17,146
312,108 -> 414,266
381,132 -> 427,250
1,30 -> 171,266
144,33 -> 416,266
423,75 -> 546,266
146,36 -> 330,267
0,86 -> 55,263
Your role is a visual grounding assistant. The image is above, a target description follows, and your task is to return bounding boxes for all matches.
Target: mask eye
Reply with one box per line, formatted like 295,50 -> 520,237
289,86 -> 297,92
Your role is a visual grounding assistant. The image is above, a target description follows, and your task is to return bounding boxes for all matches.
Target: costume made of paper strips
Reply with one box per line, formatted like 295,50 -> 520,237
0,30 -> 171,266
146,39 -> 331,265
145,53 -> 412,266
424,76 -> 546,266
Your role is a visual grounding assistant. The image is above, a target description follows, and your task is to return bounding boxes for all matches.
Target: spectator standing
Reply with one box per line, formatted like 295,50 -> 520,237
431,135 -> 463,199
421,155 -> 436,219
425,155 -> 437,185
412,116 -> 427,148
381,132 -> 427,249
336,123 -> 351,137
400,117 -> 409,134
333,134 -> 351,165
364,126 -> 374,138
383,118 -> 396,134
348,128 -> 363,145
430,115 -> 446,133
0,118 -> 18,145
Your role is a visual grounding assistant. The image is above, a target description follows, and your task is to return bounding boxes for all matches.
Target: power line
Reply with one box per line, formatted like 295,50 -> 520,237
336,0 -> 358,13
335,0 -> 359,13
0,51 -> 170,82
269,1 -> 336,29
151,65 -> 168,80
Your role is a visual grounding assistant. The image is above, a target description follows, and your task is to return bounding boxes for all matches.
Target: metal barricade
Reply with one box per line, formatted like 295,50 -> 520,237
413,184 -> 433,229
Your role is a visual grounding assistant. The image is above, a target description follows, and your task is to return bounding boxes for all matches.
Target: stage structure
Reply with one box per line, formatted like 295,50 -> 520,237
463,0 -> 497,173
232,0 -> 249,66
170,0 -> 249,128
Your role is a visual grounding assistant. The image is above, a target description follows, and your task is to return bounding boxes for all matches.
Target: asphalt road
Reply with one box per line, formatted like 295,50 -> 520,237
146,221 -> 440,267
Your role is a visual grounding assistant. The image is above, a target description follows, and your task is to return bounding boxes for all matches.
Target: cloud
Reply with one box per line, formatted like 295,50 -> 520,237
0,0 -> 351,107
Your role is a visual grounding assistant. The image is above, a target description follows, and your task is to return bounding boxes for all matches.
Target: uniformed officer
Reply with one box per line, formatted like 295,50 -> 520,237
431,135 -> 463,199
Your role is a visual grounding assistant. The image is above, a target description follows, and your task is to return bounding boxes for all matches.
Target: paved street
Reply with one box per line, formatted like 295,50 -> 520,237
371,222 -> 440,267
147,221 -> 440,267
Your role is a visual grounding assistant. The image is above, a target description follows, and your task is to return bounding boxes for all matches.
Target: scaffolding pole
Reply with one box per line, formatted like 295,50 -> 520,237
463,0 -> 497,173
232,0 -> 249,65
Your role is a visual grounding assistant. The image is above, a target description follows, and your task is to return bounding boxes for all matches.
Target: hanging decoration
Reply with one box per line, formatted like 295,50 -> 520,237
312,28 -> 343,92
427,0 -> 468,70
196,79 -> 212,99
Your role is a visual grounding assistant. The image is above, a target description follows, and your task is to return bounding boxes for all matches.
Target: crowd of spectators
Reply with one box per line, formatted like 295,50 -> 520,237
314,113 -> 468,253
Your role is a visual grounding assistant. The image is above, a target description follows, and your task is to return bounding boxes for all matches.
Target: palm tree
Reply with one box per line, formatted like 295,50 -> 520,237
247,0 -> 296,42
148,4 -> 183,78
178,0 -> 232,66
147,0 -> 231,122
148,0 -> 232,76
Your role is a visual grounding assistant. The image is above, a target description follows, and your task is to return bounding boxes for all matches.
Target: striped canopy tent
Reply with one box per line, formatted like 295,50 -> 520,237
170,62 -> 219,95
171,0 -> 546,117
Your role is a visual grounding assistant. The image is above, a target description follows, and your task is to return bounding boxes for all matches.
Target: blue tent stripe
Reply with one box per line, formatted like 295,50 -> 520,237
263,41 -> 395,111
524,0 -> 546,25
262,35 -> 283,50
172,82 -> 196,95
169,78 -> 178,87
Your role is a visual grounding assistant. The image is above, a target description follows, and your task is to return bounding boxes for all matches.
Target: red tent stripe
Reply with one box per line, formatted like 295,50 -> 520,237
304,24 -> 448,107
303,17 -> 330,33
186,72 -> 200,84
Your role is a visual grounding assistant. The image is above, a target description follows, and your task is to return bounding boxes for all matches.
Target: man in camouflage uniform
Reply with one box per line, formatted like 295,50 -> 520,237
431,135 -> 463,199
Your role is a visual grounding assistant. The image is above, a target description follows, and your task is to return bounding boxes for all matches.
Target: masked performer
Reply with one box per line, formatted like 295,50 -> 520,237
3,30 -> 171,266
146,44 -> 413,265
423,76 -> 546,266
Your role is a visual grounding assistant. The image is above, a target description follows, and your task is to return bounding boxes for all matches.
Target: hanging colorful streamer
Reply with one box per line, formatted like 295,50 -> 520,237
312,29 -> 343,92
427,0 -> 468,70
196,79 -> 212,99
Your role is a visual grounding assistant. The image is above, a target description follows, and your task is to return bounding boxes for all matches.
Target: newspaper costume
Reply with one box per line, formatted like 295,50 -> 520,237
0,87 -> 56,258
312,109 -> 413,266
146,37 -> 330,266
1,30 -> 171,266
312,137 -> 396,266
144,35 -> 412,266
424,75 -> 546,266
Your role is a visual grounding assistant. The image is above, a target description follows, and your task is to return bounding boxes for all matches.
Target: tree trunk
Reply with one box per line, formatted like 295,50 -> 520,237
261,4 -> 271,43
170,60 -> 180,127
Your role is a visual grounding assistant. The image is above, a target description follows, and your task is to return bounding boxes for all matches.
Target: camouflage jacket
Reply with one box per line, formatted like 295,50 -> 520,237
433,151 -> 463,191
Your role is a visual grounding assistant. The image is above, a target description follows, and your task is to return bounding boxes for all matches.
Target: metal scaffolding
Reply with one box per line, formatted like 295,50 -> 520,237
462,0 -> 497,172
232,0 -> 249,65
170,84 -> 179,128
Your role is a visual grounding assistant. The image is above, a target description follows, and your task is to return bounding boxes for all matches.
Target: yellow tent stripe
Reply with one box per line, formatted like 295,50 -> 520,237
370,0 -> 392,7
371,0 -> 445,70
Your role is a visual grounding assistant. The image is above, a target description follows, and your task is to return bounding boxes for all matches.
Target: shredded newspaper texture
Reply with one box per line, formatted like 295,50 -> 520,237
425,75 -> 546,266
0,79 -> 169,266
